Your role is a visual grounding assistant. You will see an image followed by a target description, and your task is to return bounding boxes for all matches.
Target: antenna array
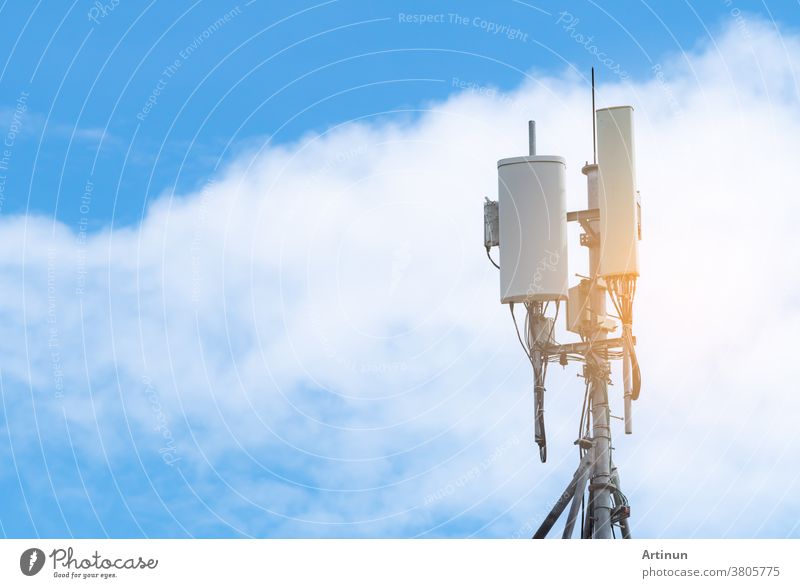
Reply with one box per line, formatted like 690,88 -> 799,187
483,68 -> 642,539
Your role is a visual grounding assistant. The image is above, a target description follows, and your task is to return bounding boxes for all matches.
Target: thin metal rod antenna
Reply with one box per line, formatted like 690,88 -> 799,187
592,68 -> 597,165
528,120 -> 536,156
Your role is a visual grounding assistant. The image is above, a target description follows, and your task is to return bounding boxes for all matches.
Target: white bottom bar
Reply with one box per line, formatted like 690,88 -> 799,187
1,539 -> 796,587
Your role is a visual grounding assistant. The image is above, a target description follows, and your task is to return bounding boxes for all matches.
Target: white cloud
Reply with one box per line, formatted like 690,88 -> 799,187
2,15 -> 799,537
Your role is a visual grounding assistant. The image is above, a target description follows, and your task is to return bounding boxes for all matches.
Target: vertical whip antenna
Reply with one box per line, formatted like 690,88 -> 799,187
592,68 -> 597,165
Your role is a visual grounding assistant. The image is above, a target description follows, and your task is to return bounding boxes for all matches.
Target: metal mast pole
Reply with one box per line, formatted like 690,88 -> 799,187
583,161 -> 613,539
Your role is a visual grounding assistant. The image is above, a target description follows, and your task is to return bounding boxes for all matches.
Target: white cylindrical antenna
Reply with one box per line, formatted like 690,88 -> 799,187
497,155 -> 568,303
528,120 -> 536,156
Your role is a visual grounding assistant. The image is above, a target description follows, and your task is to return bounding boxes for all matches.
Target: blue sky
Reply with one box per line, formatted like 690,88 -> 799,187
1,1 -> 799,538
2,0 -> 795,228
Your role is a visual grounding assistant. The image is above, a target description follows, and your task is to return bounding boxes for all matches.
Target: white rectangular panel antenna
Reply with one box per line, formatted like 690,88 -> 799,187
597,106 -> 639,277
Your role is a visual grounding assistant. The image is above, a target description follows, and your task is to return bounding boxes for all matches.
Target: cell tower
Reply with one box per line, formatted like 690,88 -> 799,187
484,69 -> 642,539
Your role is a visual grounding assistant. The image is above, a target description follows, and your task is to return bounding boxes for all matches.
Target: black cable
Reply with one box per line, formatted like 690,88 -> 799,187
509,303 -> 531,361
532,309 -> 547,463
534,301 -> 559,383
521,302 -> 550,463
609,277 -> 642,401
608,288 -> 624,322
485,247 -> 500,270
535,404 -> 546,461
534,377 -> 546,463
